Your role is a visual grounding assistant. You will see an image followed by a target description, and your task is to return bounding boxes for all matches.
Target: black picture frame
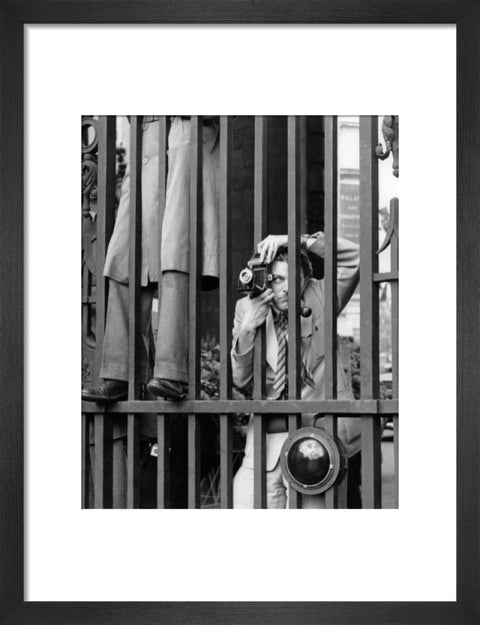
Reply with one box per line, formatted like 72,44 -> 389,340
1,2 -> 478,624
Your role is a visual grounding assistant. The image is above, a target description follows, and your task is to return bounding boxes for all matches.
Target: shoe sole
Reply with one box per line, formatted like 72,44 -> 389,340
81,392 -> 127,403
146,381 -> 186,401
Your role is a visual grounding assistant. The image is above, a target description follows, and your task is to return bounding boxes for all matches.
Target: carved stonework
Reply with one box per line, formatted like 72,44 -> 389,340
81,117 -> 98,218
375,115 -> 399,178
82,155 -> 98,218
81,117 -> 99,385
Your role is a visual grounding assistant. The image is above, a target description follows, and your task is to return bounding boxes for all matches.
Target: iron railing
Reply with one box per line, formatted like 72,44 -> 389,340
81,115 -> 399,509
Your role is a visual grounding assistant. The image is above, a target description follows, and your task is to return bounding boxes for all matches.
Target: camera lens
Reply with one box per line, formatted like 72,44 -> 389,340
239,268 -> 253,285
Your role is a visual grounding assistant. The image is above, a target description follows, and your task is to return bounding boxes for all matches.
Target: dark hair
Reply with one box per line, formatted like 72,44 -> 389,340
273,245 -> 313,279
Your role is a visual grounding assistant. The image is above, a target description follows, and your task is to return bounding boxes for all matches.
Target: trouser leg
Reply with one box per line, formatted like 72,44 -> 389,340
233,465 -> 254,508
154,270 -> 189,383
100,279 -> 153,384
266,464 -> 288,508
233,463 -> 288,509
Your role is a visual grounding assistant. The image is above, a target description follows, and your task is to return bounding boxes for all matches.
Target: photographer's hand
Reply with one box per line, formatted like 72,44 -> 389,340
257,235 -> 288,264
257,233 -> 318,263
237,288 -> 274,353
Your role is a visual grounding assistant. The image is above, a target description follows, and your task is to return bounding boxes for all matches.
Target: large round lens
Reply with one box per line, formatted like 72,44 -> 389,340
239,268 -> 253,285
287,437 -> 331,486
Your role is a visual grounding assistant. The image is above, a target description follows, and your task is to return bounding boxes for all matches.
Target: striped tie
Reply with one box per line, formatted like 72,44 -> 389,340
272,313 -> 288,398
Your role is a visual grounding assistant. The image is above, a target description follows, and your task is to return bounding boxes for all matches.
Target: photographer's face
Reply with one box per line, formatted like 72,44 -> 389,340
271,260 -> 304,312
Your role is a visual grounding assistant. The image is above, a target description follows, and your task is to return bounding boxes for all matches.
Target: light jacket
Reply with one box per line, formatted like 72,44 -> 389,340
231,234 -> 361,469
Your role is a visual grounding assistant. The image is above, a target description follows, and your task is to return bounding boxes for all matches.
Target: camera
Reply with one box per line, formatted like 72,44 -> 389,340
237,254 -> 272,297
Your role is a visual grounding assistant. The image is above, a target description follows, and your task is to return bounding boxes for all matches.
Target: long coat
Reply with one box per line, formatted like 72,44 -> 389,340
104,116 -> 220,286
231,234 -> 361,470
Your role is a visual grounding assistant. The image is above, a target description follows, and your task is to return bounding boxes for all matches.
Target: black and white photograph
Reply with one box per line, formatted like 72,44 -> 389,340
2,14 -> 470,620
81,115 -> 399,509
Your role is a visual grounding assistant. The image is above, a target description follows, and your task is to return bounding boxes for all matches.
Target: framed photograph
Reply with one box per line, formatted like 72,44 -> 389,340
1,1 -> 478,624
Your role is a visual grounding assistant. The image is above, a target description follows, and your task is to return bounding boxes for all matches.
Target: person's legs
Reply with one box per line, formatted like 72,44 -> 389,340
233,462 -> 287,509
147,271 -> 189,400
233,465 -> 254,508
100,280 -> 154,383
153,271 -> 188,383
100,279 -> 130,381
83,280 -> 154,401
266,463 -> 288,509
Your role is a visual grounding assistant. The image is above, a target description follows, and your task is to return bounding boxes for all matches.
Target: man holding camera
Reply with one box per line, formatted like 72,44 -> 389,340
231,232 -> 361,508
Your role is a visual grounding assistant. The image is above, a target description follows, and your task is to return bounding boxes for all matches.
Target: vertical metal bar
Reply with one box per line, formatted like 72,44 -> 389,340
220,415 -> 233,508
390,198 -> 399,399
288,413 -> 301,509
82,264 -> 92,342
94,414 -> 113,508
390,197 -> 399,507
287,116 -> 302,397
127,415 -> 140,508
155,117 -> 169,508
126,116 -> 143,508
156,116 -> 168,327
324,116 -> 340,509
188,116 -> 203,396
81,413 -> 90,508
188,116 -> 202,508
88,116 -> 115,509
253,116 -> 268,508
253,116 -> 268,399
299,116 -> 308,234
359,116 -> 381,508
287,116 -> 302,509
323,415 -> 339,508
127,116 -> 143,396
219,116 -> 234,508
157,415 -> 171,508
253,415 -> 266,508
188,416 -> 201,509
324,116 -> 338,400
336,465 -> 348,508
94,116 -> 116,382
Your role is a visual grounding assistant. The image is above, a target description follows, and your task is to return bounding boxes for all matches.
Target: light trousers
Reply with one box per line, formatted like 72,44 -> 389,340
100,271 -> 189,384
233,461 -> 326,509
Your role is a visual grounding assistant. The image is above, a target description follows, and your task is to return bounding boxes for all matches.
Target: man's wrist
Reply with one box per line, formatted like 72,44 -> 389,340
236,325 -> 257,355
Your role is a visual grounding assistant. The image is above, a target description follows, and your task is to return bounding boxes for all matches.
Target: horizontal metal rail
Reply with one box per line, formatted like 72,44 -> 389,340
82,115 -> 399,509
82,399 -> 398,414
373,271 -> 399,282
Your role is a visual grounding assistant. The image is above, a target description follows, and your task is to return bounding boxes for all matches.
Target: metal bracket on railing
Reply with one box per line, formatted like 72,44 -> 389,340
375,115 -> 399,178
377,200 -> 398,255
81,117 -> 98,219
